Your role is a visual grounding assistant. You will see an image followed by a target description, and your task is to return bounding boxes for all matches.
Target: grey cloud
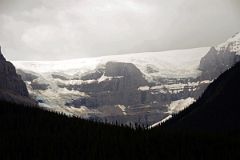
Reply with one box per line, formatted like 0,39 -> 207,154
0,0 -> 240,60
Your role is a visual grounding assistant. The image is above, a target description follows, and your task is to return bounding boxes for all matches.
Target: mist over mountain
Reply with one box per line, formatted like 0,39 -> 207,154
1,0 -> 240,60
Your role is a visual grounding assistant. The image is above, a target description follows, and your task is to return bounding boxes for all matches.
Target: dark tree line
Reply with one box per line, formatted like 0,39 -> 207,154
0,100 -> 240,160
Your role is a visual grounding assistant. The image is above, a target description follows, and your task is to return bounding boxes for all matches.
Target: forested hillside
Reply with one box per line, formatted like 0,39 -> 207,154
0,101 -> 240,159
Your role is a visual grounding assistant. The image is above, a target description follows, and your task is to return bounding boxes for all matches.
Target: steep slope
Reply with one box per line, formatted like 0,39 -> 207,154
199,33 -> 240,80
64,62 -> 148,108
163,62 -> 240,131
0,46 -> 28,96
0,46 -> 35,105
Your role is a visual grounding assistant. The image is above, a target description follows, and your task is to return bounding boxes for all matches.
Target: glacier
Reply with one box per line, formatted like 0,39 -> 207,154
11,47 -> 210,125
13,47 -> 210,79
10,32 -> 240,126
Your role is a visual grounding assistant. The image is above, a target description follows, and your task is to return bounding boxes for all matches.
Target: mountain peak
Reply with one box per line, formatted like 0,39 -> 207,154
232,32 -> 240,38
216,32 -> 240,52
0,46 -> 30,101
0,46 -> 6,61
208,46 -> 218,53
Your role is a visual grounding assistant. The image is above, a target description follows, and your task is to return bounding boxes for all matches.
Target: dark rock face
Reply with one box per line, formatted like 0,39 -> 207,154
104,62 -> 148,89
65,62 -> 149,108
67,90 -> 145,108
0,46 -> 35,105
199,47 -> 240,80
52,74 -> 69,80
0,49 -> 29,97
17,69 -> 38,82
80,70 -> 103,81
31,82 -> 49,90
16,70 -> 49,91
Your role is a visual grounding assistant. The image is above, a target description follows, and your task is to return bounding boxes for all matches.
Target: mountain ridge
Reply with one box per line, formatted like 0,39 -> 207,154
162,61 -> 240,131
0,46 -> 35,105
9,32 -> 240,125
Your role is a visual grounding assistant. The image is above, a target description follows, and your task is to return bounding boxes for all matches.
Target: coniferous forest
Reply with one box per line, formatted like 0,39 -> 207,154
1,100 -> 240,160
1,62 -> 240,160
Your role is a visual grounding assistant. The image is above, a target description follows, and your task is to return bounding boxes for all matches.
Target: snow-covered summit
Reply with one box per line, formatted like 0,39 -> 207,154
13,47 -> 210,80
216,32 -> 240,53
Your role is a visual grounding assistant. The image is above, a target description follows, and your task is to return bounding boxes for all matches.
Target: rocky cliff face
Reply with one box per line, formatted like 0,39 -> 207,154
199,33 -> 240,80
64,62 -> 149,108
199,47 -> 240,80
0,46 -> 33,104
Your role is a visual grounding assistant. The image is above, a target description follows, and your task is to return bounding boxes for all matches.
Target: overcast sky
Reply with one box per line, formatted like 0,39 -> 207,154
0,0 -> 240,60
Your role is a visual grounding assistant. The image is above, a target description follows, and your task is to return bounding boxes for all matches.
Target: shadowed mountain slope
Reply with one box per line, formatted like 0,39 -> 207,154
162,62 -> 240,131
0,46 -> 35,105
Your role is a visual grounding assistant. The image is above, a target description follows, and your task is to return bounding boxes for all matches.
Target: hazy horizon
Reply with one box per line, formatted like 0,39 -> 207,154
0,0 -> 240,60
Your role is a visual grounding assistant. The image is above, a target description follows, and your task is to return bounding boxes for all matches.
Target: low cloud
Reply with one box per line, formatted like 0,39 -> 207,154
0,0 -> 240,60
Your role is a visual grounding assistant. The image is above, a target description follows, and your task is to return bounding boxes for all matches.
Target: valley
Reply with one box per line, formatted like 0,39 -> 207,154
11,32 -> 240,125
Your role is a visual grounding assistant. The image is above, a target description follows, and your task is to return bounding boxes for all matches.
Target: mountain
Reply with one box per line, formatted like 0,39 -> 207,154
163,61 -> 240,131
13,47 -> 210,125
0,46 -> 35,105
1,60 -> 240,159
199,32 -> 240,80
1,45 -> 240,160
12,32 -> 240,125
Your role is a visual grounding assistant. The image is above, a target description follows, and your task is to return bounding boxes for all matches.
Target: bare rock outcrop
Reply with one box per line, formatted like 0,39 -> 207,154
65,62 -> 149,108
199,47 -> 240,80
0,46 -> 34,105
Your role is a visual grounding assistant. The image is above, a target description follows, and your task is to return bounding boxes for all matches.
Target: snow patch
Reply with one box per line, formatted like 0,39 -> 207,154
149,115 -> 173,129
138,86 -> 150,91
149,97 -> 196,128
150,82 -> 200,94
12,47 -> 210,79
98,74 -> 113,83
200,80 -> 212,84
115,104 -> 127,115
168,97 -> 195,114
216,32 -> 240,52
